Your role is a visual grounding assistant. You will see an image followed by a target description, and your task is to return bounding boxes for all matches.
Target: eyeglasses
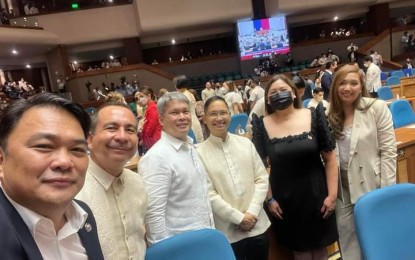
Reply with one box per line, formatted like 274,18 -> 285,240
207,111 -> 229,118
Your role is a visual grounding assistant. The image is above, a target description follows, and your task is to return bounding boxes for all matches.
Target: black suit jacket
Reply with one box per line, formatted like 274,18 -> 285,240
0,189 -> 104,260
321,71 -> 333,101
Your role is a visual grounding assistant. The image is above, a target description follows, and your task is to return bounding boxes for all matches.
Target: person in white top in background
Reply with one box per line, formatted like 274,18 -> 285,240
249,77 -> 265,111
174,75 -> 204,143
363,55 -> 382,97
370,50 -> 383,66
139,92 -> 214,246
223,80 -> 244,115
197,96 -> 270,260
201,81 -> 216,103
77,102 -> 147,260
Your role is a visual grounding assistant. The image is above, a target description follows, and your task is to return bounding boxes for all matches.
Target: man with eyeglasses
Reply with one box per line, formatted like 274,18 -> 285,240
139,92 -> 214,246
197,96 -> 270,260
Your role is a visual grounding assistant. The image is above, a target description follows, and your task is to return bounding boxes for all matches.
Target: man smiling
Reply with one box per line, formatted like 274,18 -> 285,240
77,102 -> 148,260
139,92 -> 214,246
0,93 -> 103,260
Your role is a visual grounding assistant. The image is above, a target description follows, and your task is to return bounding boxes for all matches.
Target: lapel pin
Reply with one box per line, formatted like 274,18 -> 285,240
84,223 -> 92,232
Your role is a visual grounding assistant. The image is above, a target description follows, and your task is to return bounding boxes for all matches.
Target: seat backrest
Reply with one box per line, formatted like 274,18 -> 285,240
390,70 -> 405,78
228,113 -> 248,134
403,68 -> 413,76
302,98 -> 311,108
389,99 -> 415,128
380,71 -> 389,81
145,229 -> 236,260
376,86 -> 394,100
85,107 -> 96,115
386,76 -> 400,86
354,183 -> 415,260
412,68 -> 415,76
187,129 -> 197,144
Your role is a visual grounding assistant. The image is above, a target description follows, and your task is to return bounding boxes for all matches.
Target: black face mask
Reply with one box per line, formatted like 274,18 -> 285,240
269,90 -> 293,111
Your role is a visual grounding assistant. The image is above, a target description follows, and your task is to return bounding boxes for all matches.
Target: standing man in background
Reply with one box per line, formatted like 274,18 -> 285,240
363,55 -> 381,97
201,81 -> 216,103
249,77 -> 265,111
321,61 -> 337,101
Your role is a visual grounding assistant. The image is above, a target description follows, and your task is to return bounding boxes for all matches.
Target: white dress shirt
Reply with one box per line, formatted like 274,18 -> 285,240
3,187 -> 88,260
365,63 -> 382,93
201,88 -> 216,102
76,159 -> 148,260
249,85 -> 265,105
196,134 -> 270,243
139,132 -> 214,245
225,91 -> 243,115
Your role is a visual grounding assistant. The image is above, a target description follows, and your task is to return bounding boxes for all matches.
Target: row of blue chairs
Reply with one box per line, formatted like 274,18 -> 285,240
377,86 -> 415,128
145,183 -> 415,260
381,68 -> 415,81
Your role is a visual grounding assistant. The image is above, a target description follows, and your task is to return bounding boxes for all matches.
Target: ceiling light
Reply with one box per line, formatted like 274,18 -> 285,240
26,64 -> 31,69
108,0 -> 113,2
73,61 -> 78,64
109,55 -> 114,60
171,38 -> 176,44
11,49 -> 18,55
334,16 -> 338,21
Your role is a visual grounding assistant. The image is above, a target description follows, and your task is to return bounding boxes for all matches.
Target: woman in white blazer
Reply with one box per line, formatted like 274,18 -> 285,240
328,64 -> 397,260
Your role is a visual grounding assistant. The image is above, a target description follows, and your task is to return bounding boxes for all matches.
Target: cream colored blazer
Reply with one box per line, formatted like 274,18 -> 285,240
337,97 -> 397,204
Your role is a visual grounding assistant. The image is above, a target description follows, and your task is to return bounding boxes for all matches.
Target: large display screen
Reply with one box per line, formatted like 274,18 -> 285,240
237,16 -> 290,61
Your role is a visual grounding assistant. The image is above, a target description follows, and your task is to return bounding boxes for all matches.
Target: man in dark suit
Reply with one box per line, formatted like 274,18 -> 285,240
402,58 -> 413,70
321,60 -> 337,101
0,93 -> 104,260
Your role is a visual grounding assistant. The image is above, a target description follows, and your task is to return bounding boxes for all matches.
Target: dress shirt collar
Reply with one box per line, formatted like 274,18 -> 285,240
1,186 -> 87,238
161,131 -> 193,151
207,133 -> 230,145
88,158 -> 124,191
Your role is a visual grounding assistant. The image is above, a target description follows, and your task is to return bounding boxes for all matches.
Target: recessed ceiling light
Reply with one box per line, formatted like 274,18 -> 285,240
109,55 -> 114,60
171,38 -> 176,44
11,49 -> 18,55
73,61 -> 78,64
26,64 -> 31,69
334,16 -> 338,21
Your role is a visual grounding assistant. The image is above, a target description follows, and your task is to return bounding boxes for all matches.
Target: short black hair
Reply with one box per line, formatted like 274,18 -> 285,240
0,92 -> 91,150
204,96 -> 228,114
363,55 -> 373,62
173,75 -> 190,89
313,87 -> 324,94
325,61 -> 333,70
292,75 -> 305,89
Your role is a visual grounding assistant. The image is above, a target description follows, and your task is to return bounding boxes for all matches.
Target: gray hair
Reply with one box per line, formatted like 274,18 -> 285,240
157,92 -> 190,117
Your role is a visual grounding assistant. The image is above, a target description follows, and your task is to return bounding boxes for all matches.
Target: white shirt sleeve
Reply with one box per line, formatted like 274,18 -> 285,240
139,156 -> 171,244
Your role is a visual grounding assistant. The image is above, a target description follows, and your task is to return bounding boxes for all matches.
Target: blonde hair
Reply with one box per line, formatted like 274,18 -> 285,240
105,91 -> 125,103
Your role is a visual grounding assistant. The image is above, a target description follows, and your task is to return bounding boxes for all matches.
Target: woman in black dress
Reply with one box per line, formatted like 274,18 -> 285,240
252,74 -> 338,260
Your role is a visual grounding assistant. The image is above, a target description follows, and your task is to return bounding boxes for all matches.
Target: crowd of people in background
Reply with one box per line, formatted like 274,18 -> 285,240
0,52 -> 401,260
402,31 -> 415,52
0,78 -> 36,99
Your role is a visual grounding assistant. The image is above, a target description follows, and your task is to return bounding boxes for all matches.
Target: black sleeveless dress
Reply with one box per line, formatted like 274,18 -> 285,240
252,104 -> 338,251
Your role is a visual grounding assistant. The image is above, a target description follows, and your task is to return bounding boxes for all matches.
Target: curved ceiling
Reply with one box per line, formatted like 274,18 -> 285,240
0,0 -> 414,69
